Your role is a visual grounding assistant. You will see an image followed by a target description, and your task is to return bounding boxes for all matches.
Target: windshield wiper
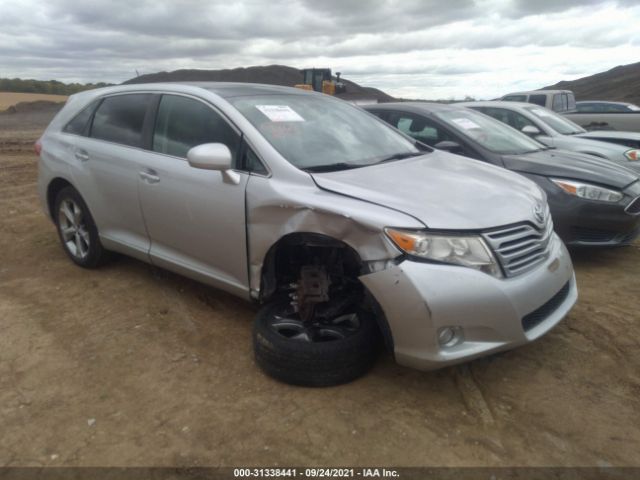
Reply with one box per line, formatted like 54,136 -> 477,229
371,151 -> 424,165
302,163 -> 366,173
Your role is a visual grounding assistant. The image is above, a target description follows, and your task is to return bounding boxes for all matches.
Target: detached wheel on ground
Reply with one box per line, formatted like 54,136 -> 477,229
253,300 -> 381,387
54,186 -> 108,268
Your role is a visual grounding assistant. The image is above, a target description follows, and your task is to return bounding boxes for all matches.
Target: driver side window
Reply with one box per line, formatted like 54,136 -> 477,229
153,95 -> 240,161
389,112 -> 455,147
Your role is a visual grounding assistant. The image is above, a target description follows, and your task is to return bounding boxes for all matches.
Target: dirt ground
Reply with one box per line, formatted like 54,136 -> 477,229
1,109 -> 639,468
0,92 -> 67,111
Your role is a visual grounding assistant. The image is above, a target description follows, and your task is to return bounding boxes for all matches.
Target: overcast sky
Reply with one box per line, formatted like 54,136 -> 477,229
1,0 -> 639,99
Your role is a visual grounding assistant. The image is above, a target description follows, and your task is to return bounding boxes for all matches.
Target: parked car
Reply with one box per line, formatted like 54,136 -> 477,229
501,90 -> 576,113
37,83 -> 577,386
566,105 -> 640,133
460,101 -> 640,171
576,101 -> 640,113
365,103 -> 640,247
576,130 -> 640,149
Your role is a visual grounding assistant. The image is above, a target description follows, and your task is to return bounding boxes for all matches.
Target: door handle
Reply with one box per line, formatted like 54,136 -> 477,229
139,168 -> 160,184
74,150 -> 89,162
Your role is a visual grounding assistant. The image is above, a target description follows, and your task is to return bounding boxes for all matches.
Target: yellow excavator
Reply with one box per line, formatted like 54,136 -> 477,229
295,68 -> 346,95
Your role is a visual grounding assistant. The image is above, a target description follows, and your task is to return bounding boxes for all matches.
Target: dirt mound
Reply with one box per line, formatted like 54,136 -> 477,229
124,64 -> 394,103
544,61 -> 640,104
1,100 -> 65,115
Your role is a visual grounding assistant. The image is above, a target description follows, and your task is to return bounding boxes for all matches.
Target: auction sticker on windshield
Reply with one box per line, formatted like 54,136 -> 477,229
256,105 -> 305,122
451,118 -> 481,130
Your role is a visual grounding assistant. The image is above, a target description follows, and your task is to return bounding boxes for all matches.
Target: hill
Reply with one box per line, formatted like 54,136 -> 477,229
0,78 -> 112,96
123,65 -> 394,102
544,61 -> 640,105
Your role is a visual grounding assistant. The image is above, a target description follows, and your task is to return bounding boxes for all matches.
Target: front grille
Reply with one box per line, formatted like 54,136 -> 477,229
483,209 -> 554,277
522,281 -> 571,332
626,196 -> 640,215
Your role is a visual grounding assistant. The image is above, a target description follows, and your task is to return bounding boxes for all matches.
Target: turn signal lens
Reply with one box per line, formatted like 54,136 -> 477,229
551,179 -> 623,203
384,228 -> 502,278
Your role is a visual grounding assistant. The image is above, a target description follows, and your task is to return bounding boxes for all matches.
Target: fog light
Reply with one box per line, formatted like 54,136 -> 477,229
437,326 -> 463,348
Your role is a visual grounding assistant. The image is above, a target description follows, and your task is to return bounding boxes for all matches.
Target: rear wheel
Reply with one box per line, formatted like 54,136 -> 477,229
54,186 -> 108,268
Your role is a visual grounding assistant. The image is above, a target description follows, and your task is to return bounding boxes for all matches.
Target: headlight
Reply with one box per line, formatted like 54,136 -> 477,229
624,149 -> 640,161
551,179 -> 623,203
384,228 -> 502,278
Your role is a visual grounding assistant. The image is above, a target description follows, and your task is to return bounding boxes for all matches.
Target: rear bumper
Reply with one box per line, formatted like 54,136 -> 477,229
360,235 -> 576,370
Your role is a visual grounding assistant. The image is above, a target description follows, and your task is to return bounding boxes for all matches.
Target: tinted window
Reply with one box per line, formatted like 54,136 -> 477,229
153,95 -> 240,160
63,101 -> 98,135
91,94 -> 151,147
528,95 -> 547,107
389,112 -> 454,147
576,103 -> 600,112
244,147 -> 268,175
602,103 -> 631,113
504,95 -> 527,102
552,93 -> 568,112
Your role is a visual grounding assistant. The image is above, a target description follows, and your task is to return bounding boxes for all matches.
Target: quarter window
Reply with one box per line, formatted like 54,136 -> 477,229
153,95 -> 240,161
90,94 -> 151,147
63,101 -> 98,136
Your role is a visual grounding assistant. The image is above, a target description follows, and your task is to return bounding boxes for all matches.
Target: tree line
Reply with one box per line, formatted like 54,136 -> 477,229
0,78 -> 113,95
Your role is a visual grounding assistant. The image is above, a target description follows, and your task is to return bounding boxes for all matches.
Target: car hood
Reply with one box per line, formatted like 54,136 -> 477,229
311,151 -> 545,230
576,130 -> 640,141
502,149 -> 639,189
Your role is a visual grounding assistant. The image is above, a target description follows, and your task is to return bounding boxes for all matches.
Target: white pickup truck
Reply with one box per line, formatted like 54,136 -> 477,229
501,89 -> 640,133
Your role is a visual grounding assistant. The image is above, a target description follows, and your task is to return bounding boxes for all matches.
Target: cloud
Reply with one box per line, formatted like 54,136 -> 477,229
0,0 -> 639,99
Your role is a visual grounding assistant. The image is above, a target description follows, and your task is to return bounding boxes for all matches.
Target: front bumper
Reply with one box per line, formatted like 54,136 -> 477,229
360,234 -> 576,371
541,178 -> 640,247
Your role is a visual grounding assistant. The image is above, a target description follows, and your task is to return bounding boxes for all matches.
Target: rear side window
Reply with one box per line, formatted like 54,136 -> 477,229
552,93 -> 568,112
90,94 -> 151,148
528,95 -> 547,107
63,101 -> 98,136
577,103 -> 599,112
152,95 -> 240,161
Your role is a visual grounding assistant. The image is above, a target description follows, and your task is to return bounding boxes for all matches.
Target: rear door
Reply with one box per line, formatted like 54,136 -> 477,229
69,93 -> 153,260
137,94 -> 250,297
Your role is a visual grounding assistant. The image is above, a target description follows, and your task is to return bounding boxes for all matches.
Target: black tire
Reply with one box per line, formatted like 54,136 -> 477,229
253,301 -> 381,387
53,186 -> 108,268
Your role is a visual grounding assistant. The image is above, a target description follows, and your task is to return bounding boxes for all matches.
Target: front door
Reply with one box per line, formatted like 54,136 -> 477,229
137,94 -> 250,297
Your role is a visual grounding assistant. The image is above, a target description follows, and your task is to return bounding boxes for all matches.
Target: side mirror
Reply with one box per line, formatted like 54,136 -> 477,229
187,143 -> 232,171
521,125 -> 541,136
434,140 -> 462,152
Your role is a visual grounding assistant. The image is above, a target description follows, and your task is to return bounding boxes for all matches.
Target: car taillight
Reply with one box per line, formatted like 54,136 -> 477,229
34,139 -> 42,156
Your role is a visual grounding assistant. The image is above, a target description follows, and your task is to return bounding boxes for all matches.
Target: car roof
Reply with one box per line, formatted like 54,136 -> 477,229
457,100 -> 535,110
502,90 -> 572,96
576,100 -> 633,106
71,81 -> 313,101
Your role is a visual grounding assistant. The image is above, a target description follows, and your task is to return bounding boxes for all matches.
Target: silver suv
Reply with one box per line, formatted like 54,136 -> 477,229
36,83 -> 577,386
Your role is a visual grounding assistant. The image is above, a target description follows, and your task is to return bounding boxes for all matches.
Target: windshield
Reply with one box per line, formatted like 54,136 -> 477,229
436,109 -> 545,154
524,106 -> 586,135
229,94 -> 420,171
